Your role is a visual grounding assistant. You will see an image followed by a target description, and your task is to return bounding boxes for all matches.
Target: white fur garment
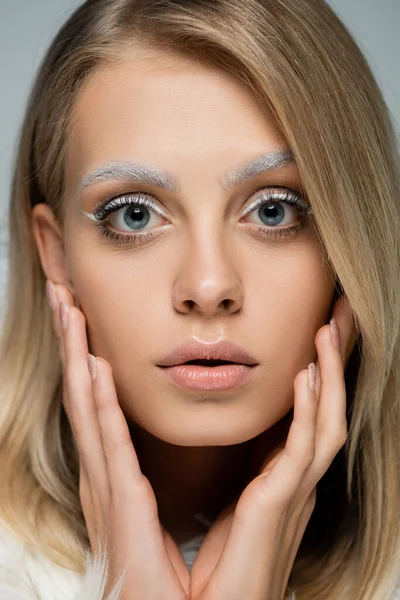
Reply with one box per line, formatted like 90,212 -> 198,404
1,524 -> 400,599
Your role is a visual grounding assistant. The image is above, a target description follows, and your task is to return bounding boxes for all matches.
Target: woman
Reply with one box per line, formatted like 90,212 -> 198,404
0,0 -> 399,598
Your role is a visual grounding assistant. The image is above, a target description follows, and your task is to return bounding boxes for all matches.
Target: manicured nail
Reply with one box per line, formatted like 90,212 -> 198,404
46,280 -> 58,311
59,302 -> 68,331
330,318 -> 340,351
308,362 -> 316,391
88,354 -> 97,381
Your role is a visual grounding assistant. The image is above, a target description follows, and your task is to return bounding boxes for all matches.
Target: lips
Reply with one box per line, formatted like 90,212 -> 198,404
158,361 -> 258,391
157,339 -> 258,368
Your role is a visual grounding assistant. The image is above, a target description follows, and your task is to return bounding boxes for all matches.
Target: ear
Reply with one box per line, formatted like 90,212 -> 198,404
31,203 -> 76,300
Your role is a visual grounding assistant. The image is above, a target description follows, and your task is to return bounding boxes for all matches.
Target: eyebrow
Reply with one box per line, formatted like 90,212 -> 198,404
78,149 -> 296,195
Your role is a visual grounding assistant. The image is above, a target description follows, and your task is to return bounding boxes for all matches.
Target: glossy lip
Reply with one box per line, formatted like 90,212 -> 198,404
156,339 -> 259,367
159,363 -> 257,391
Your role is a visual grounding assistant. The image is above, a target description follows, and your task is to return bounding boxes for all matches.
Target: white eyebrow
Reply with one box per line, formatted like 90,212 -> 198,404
222,149 -> 295,189
78,149 -> 296,197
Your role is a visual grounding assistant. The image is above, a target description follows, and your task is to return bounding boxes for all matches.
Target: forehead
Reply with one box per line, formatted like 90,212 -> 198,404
65,48 -> 290,191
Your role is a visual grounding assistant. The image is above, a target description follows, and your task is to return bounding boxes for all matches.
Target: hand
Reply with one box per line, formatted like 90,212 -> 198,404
189,294 -> 358,600
46,281 -> 190,600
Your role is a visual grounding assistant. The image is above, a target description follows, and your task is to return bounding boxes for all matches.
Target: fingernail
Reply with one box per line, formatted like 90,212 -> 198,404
330,318 -> 340,351
59,302 -> 68,331
46,280 -> 58,312
308,362 -> 316,391
87,354 -> 97,381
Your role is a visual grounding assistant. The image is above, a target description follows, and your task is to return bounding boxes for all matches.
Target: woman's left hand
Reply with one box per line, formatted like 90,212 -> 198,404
190,294 -> 357,600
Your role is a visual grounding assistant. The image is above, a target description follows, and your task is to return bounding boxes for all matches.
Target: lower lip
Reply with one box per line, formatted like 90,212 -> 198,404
157,363 -> 257,391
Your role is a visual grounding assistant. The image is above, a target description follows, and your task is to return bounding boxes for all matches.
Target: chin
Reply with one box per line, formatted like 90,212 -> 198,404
140,416 -> 272,447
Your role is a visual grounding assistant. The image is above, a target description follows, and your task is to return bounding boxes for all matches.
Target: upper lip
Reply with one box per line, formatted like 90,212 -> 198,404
157,339 -> 259,367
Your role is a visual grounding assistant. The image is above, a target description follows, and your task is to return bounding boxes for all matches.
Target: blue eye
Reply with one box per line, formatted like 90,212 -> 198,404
89,186 -> 312,246
107,198 -> 165,233
89,192 -> 170,246
241,187 -> 312,237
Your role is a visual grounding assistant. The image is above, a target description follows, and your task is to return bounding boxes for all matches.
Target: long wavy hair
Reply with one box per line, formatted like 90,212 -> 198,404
0,0 -> 399,598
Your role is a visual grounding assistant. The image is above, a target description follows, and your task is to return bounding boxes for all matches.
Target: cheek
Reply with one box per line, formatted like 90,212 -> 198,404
67,250 -> 160,362
252,244 -> 334,377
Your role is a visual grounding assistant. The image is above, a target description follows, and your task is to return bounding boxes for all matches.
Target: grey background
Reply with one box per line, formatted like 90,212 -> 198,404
0,0 -> 399,319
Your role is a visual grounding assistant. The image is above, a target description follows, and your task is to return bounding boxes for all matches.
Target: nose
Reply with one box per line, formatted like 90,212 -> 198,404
172,228 -> 244,319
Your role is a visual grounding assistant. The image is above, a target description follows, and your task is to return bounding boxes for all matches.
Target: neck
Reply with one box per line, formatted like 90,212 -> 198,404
128,412 -> 292,541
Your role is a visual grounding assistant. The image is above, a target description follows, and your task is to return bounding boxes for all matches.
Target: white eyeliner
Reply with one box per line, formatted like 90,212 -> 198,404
82,211 -> 98,220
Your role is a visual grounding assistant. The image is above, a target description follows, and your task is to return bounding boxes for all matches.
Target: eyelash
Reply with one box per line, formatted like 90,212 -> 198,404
91,187 -> 313,247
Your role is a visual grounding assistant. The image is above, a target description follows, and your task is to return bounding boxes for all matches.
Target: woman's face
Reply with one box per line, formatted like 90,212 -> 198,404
47,47 -> 335,446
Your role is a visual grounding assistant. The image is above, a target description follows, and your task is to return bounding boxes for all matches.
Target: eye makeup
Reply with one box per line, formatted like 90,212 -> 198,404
83,193 -> 167,221
82,186 -> 313,247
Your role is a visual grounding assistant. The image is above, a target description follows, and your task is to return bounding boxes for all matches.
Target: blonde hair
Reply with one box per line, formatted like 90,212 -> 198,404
0,0 -> 399,597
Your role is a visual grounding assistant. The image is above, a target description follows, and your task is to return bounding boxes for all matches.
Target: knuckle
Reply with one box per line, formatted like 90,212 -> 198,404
101,431 -> 131,458
287,445 -> 315,469
302,450 -> 315,467
260,484 -> 292,508
100,431 -> 119,457
100,440 -> 114,458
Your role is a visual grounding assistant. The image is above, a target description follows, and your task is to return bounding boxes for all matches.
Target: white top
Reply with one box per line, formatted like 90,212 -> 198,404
177,511 -> 212,571
179,532 -> 207,571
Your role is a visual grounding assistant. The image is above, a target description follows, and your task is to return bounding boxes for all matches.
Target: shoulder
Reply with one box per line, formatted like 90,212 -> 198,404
0,525 -> 122,600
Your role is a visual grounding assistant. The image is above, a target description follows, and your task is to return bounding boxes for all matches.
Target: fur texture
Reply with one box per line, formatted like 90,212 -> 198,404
0,526 -> 123,600
1,525 -> 400,599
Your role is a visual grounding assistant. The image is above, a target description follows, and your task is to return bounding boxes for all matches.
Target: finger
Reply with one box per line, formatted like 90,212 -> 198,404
332,294 -> 358,367
313,320 -> 348,471
53,285 -> 82,417
91,357 -> 145,498
48,283 -> 76,364
257,366 -> 319,501
92,358 -> 178,584
51,282 -> 76,323
61,304 -> 109,496
45,280 -> 64,364
313,294 -> 356,413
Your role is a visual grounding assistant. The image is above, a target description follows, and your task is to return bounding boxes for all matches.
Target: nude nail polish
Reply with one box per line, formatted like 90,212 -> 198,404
46,280 -> 58,312
87,354 -> 97,381
308,362 -> 316,391
330,318 -> 340,351
59,302 -> 68,331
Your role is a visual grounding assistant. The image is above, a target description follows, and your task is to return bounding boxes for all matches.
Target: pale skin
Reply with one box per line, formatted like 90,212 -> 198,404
32,44 -> 357,599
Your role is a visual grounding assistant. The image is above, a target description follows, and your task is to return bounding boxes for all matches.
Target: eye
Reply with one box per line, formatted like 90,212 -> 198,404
98,193 -> 167,232
240,186 -> 312,239
87,192 -> 171,245
108,199 -> 163,233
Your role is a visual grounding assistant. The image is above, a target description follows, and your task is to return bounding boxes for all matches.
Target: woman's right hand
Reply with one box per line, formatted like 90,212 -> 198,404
46,281 -> 190,600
